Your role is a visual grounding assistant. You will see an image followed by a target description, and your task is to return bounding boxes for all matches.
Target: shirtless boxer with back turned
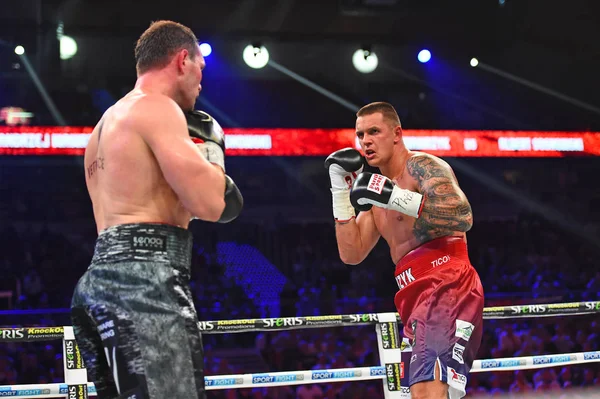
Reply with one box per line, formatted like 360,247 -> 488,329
71,20 -> 243,399
325,102 -> 483,399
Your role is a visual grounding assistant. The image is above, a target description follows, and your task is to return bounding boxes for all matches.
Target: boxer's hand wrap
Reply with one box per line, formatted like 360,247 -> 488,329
351,172 -> 424,218
186,110 -> 226,172
324,148 -> 364,222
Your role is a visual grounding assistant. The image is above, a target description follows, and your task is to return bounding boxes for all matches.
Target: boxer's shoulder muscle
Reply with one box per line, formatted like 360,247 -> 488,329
129,93 -> 182,122
406,152 -> 472,244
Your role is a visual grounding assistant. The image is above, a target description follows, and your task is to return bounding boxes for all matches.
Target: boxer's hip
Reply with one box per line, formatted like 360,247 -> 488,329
71,223 -> 204,398
90,222 -> 192,268
73,223 -> 194,308
394,236 -> 471,290
393,236 -> 482,323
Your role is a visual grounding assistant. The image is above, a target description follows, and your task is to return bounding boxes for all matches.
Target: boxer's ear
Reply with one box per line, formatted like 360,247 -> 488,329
175,48 -> 189,74
393,125 -> 403,144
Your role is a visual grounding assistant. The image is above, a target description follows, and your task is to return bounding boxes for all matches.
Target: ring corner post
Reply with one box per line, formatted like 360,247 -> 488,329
375,313 -> 412,398
62,326 -> 90,398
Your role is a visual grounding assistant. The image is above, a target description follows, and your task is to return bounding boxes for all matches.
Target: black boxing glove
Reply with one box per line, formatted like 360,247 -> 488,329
324,148 -> 364,222
186,110 -> 226,172
218,175 -> 244,223
350,172 -> 424,218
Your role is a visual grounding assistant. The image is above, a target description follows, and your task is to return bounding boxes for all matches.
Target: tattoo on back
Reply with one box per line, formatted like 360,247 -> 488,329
87,157 -> 105,178
406,155 -> 473,243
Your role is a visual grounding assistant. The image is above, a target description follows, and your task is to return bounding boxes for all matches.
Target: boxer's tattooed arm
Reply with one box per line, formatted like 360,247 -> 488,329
407,154 -> 473,243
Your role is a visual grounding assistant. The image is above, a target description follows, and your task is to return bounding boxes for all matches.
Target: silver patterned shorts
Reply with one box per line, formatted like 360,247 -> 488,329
71,223 -> 206,399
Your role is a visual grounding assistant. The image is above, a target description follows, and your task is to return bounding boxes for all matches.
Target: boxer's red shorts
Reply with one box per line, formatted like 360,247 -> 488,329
394,236 -> 484,397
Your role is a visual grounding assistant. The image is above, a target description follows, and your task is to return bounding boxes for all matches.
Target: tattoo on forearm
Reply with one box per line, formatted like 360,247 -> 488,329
407,155 -> 472,243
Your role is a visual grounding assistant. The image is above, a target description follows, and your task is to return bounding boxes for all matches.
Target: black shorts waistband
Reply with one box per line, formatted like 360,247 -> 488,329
91,223 -> 193,269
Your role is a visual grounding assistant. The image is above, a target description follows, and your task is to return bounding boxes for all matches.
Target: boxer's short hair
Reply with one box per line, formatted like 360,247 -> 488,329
357,102 -> 402,127
135,20 -> 200,75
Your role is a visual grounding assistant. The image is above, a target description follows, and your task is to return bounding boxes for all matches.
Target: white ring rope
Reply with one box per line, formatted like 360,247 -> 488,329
0,351 -> 599,396
0,301 -> 597,397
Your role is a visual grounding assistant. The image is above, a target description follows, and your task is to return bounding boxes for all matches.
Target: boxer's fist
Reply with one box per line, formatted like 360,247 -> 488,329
186,110 -> 226,172
218,175 -> 243,223
324,148 -> 364,191
351,172 -> 424,218
324,148 -> 364,222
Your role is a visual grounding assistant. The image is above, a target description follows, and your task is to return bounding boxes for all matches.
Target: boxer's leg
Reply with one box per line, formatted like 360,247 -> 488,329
405,264 -> 484,399
127,265 -> 206,399
72,261 -> 205,399
72,303 -> 149,399
71,305 -> 120,398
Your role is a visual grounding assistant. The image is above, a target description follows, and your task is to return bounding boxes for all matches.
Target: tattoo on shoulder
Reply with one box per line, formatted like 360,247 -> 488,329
406,154 -> 473,243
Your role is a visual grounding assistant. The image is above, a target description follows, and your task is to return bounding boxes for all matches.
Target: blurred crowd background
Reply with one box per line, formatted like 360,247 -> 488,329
0,156 -> 598,398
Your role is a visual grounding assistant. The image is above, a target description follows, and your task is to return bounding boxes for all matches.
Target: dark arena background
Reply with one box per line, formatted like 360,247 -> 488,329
1,1 -> 599,398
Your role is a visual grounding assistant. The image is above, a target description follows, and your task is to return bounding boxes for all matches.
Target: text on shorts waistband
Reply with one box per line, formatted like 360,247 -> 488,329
92,223 -> 193,267
394,236 -> 469,290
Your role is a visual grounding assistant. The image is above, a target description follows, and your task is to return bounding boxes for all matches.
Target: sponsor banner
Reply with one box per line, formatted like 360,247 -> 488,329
0,327 -> 64,342
0,384 -> 96,398
251,373 -> 304,384
483,302 -> 600,320
26,327 -> 65,341
64,340 -> 85,369
66,384 -> 88,399
2,302 -> 598,342
200,314 -> 379,333
0,328 -> 26,341
0,387 -> 53,397
480,359 -> 528,369
473,351 -> 600,372
380,322 -> 400,350
400,347 -> 412,396
1,127 -> 599,157
583,352 -> 600,361
59,384 -> 96,395
347,314 -> 379,324
196,303 -> 600,334
303,315 -> 344,327
532,354 -> 577,366
213,319 -> 257,332
205,377 -> 244,387
385,363 -> 403,392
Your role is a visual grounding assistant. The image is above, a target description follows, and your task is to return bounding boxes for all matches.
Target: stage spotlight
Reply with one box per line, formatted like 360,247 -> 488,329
60,36 -> 77,60
470,58 -> 479,67
200,43 -> 212,57
352,48 -> 378,73
418,49 -> 431,63
14,46 -> 25,55
243,44 -> 269,69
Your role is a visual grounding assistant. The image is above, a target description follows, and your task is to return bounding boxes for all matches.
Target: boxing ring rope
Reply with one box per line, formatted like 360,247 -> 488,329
0,301 -> 598,398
